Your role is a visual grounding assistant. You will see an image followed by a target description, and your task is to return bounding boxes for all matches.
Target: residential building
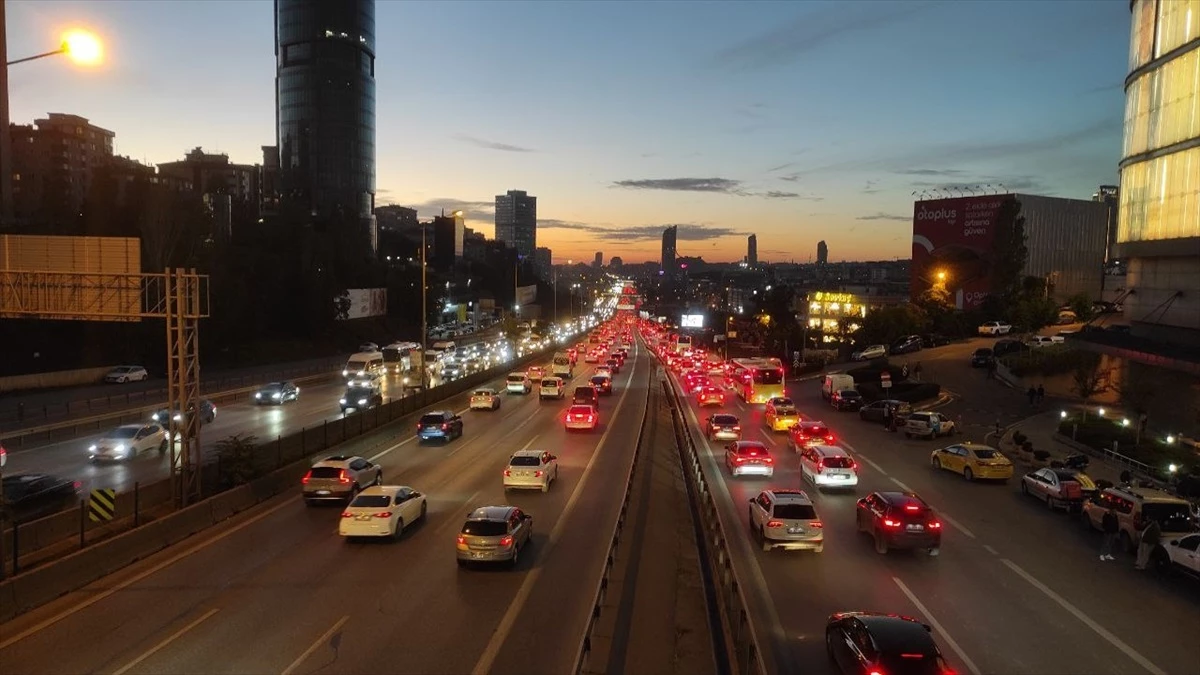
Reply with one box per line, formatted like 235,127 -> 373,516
661,225 -> 678,277
9,113 -> 114,228
463,227 -> 487,262
275,0 -> 377,253
494,189 -> 536,259
535,246 -> 553,282
158,147 -> 260,205
432,213 -> 464,271
609,255 -> 623,269
593,251 -> 603,268
747,234 -> 758,266
375,204 -> 419,232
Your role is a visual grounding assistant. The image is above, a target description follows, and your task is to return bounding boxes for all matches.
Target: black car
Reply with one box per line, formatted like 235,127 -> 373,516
590,375 -> 613,395
831,390 -> 864,412
826,611 -> 952,675
152,399 -> 217,426
969,348 -> 994,368
856,491 -> 942,555
1,473 -> 81,523
890,335 -> 923,355
254,381 -> 299,405
605,358 -> 621,374
921,333 -> 952,348
859,399 -> 913,424
992,338 -> 1028,358
573,385 -> 601,407
340,383 -> 382,413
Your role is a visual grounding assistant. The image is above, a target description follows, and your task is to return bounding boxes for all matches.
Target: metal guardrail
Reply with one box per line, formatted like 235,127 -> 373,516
571,361 -> 657,675
664,377 -> 770,675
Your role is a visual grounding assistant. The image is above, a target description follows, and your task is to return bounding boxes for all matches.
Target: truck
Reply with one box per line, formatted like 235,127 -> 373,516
552,351 -> 574,378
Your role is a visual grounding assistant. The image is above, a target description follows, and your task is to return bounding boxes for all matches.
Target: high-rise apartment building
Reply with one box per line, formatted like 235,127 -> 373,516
593,251 -> 603,268
275,0 -> 377,253
374,204 -> 419,232
495,189 -> 537,259
9,113 -> 114,228
817,240 -> 829,264
158,147 -> 261,206
535,247 -> 553,282
747,234 -> 758,266
431,213 -> 464,271
661,225 -> 678,276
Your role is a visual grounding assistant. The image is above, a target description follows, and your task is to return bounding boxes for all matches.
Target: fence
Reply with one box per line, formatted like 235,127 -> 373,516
0,344 -> 556,578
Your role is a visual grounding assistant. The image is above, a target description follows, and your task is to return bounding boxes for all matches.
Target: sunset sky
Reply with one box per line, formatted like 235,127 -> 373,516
6,0 -> 1130,264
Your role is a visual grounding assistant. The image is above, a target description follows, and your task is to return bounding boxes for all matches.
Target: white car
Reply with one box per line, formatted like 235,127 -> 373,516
1028,335 -> 1065,348
978,321 -> 1013,335
747,489 -> 824,552
851,345 -> 887,361
539,377 -> 565,400
89,423 -> 167,461
506,373 -> 531,394
338,485 -> 427,539
1153,533 -> 1200,577
470,388 -> 501,410
503,450 -> 559,492
798,445 -> 859,489
104,365 -> 148,383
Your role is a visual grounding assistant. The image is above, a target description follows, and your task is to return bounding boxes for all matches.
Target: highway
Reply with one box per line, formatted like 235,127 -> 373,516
673,344 -> 1200,675
0,338 -> 656,675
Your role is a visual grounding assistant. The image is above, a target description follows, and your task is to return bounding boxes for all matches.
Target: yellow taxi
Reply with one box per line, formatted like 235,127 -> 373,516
764,397 -> 801,432
930,443 -> 1014,481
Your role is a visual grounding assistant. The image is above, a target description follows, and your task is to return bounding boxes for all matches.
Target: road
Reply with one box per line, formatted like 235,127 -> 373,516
0,341 -> 657,675
675,342 -> 1200,675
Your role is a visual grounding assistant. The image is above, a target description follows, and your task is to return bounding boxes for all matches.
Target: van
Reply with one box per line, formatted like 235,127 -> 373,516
539,377 -> 565,400
343,351 -> 385,380
821,374 -> 855,401
506,372 -> 531,395
799,445 -> 859,489
431,340 -> 457,355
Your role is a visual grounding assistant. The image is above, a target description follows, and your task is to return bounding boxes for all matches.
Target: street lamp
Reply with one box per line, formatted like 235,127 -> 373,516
7,29 -> 104,67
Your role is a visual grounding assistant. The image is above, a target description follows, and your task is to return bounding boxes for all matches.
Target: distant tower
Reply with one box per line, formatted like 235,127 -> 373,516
661,225 -> 677,277
593,251 -> 603,268
747,234 -> 758,266
817,240 -> 828,265
495,189 -> 537,259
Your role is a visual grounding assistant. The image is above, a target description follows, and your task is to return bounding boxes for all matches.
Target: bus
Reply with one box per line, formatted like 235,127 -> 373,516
382,342 -> 421,374
728,357 -> 785,404
671,334 -> 693,354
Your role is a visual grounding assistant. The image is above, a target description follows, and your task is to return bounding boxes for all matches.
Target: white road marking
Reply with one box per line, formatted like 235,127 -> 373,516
762,433 -> 778,448
890,477 -> 913,492
847,447 -> 887,476
369,436 -> 415,462
983,544 -> 998,556
279,614 -> 350,675
0,495 -> 297,650
470,348 -> 640,675
1000,559 -> 1167,675
939,513 -> 976,539
893,577 -> 982,675
111,607 -> 220,675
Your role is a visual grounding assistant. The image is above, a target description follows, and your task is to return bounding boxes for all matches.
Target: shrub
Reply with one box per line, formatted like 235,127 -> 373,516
215,434 -> 259,488
858,381 -> 941,404
1056,416 -> 1197,475
846,360 -> 910,385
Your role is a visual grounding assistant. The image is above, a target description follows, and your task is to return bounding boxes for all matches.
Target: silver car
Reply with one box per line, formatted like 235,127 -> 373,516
455,506 -> 533,567
747,489 -> 824,552
503,450 -> 559,492
302,455 -> 383,504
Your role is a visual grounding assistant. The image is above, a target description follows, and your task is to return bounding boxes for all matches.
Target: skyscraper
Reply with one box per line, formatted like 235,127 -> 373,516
494,190 -> 537,259
535,247 -> 553,282
747,234 -> 758,266
817,240 -> 829,264
275,0 -> 377,253
593,251 -> 603,268
661,225 -> 678,276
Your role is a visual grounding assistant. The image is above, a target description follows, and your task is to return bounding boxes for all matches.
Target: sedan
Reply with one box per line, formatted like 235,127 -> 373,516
104,365 -> 148,383
705,414 -> 742,441
503,450 -> 559,492
254,381 -> 299,405
1,473 -> 81,523
89,423 -> 167,462
152,399 -> 217,425
697,385 -> 725,407
1021,467 -> 1096,510
725,441 -> 774,478
931,443 -> 1013,481
830,390 -> 864,412
565,404 -> 599,431
851,345 -> 887,361
339,486 -> 427,539
826,611 -> 953,675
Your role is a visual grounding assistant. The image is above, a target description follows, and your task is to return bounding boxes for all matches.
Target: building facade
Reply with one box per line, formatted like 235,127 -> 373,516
431,214 -> 464,271
535,246 -> 553,282
158,147 -> 260,205
661,225 -> 677,276
374,204 -> 419,232
817,240 -> 828,264
275,0 -> 377,252
494,189 -> 536,259
1117,0 -> 1200,348
593,251 -> 603,268
747,234 -> 758,266
9,113 -> 114,228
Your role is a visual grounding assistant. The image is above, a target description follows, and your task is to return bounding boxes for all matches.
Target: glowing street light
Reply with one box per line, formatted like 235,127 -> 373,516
7,29 -> 104,67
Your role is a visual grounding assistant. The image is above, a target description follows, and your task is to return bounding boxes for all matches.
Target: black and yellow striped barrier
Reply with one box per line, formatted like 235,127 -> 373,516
88,488 -> 117,522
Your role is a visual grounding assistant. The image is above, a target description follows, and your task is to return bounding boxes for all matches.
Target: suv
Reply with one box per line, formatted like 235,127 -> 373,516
573,385 -> 601,408
340,382 -> 383,413
152,399 -> 217,426
830,389 -> 864,412
506,372 -> 531,394
904,412 -> 955,439
455,506 -> 533,568
855,491 -> 942,556
302,455 -> 382,505
539,377 -> 566,400
417,410 -> 464,443
1081,485 -> 1196,552
799,444 -> 859,489
747,489 -> 823,553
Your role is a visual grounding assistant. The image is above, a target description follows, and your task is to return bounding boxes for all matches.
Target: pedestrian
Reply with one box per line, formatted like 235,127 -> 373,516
1100,506 -> 1119,561
883,405 -> 893,431
1120,470 -> 1132,485
1027,386 -> 1037,406
913,361 -> 923,382
1036,384 -> 1045,405
1135,518 -> 1162,570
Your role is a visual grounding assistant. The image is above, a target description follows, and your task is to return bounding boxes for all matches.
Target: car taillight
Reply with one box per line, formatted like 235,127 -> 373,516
73,480 -> 82,490
810,521 -> 823,528
732,426 -> 741,431
416,423 -> 421,430
457,535 -> 467,545
587,414 -> 596,423
766,520 -> 784,528
500,536 -> 514,547
904,504 -> 921,512
302,471 -> 312,485
929,521 -> 942,529
534,470 -> 544,477
868,670 -> 885,675
882,518 -> 902,528
825,435 -> 834,442
441,423 -> 449,430
338,469 -> 351,484
763,457 -> 773,464
374,511 -> 392,518
341,512 -> 354,518
503,469 -> 512,477
733,456 -> 745,464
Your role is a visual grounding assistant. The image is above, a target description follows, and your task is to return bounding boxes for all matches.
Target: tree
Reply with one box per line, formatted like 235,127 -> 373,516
1070,356 -> 1108,421
856,305 -> 928,345
215,434 -> 259,488
1065,292 -> 1095,322
991,198 -> 1029,301
1116,363 -> 1155,415
1010,296 -> 1058,333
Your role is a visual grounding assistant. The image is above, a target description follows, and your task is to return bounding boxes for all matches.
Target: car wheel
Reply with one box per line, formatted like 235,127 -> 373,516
457,559 -> 467,568
1151,547 -> 1171,573
541,480 -> 550,493
159,439 -> 168,455
509,543 -> 521,568
374,473 -> 382,486
932,457 -> 942,470
393,518 -> 405,539
1045,494 -> 1056,510
1020,481 -> 1029,495
963,467 -> 974,481
420,501 -> 427,521
874,532 -> 889,555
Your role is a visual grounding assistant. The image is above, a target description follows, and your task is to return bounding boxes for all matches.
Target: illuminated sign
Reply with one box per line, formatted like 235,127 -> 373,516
812,291 -> 854,303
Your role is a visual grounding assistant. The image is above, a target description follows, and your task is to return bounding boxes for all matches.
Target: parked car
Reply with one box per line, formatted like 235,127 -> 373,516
1021,467 -> 1096,511
903,412 -> 956,439
1028,335 -> 1066,348
830,390 -> 864,412
851,344 -> 888,361
920,333 -> 952,348
858,399 -> 912,425
993,338 -> 1028,358
890,335 -> 923,354
978,321 -> 1012,335
104,365 -> 148,383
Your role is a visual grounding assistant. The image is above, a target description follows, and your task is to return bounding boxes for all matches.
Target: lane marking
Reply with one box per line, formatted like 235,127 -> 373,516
938,513 -> 976,539
893,577 -> 982,675
0,496 -> 297,651
469,342 -> 641,675
890,477 -> 913,492
983,544 -> 998,556
111,607 -> 220,675
852,451 -> 888,477
761,433 -> 778,448
1000,559 -> 1166,675
279,614 -> 350,675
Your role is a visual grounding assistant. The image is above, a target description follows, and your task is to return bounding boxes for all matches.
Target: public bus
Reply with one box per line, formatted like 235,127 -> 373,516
671,334 -> 693,354
382,341 -> 421,374
728,357 -> 786,404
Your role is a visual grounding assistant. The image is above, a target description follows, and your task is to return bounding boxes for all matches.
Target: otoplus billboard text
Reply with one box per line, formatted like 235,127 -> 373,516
911,195 -> 1010,310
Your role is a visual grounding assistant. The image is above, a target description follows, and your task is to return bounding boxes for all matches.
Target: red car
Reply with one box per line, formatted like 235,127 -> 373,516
697,385 -> 724,407
788,421 -> 835,451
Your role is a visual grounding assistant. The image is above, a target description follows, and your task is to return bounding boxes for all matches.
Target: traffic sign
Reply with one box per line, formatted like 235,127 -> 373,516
880,371 -> 892,388
89,488 -> 117,522
0,445 -> 6,468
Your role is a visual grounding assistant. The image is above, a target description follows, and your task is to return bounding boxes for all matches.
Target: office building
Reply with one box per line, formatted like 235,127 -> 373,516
275,0 -> 377,253
9,113 -> 114,228
661,225 -> 678,276
747,234 -> 758,266
494,189 -> 537,259
374,204 -> 420,232
158,147 -> 261,205
817,240 -> 829,265
1092,185 -> 1120,263
260,145 -> 281,216
535,246 -> 553,282
593,251 -> 603,268
431,213 -> 464,271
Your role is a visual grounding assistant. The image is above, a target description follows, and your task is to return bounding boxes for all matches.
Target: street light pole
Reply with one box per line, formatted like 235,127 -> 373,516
420,227 -> 428,391
553,265 -> 558,324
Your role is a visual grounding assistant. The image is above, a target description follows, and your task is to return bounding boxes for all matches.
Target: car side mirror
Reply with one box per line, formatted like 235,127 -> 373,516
1170,540 -> 1179,547
748,498 -> 756,504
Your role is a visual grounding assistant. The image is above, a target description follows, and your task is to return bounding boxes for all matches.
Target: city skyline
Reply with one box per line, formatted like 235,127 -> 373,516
5,0 -> 1129,263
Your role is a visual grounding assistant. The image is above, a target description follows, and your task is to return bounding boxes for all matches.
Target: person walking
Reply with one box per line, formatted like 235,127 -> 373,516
1135,518 -> 1162,570
1100,506 -> 1119,561
1036,384 -> 1045,405
1027,386 -> 1037,406
883,405 -> 893,432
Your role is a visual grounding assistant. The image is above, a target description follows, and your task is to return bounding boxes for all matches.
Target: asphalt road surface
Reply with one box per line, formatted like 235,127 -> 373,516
674,352 -> 1199,675
0,341 -> 658,675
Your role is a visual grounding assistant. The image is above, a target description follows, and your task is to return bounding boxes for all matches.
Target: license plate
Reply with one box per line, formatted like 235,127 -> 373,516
827,473 -> 847,478
472,552 -> 487,559
355,515 -> 371,521
787,527 -> 804,534
907,524 -> 924,532
317,490 -> 330,495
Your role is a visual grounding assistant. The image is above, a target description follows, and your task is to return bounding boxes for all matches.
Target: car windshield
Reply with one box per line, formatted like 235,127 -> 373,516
754,368 -> 783,385
590,377 -> 608,385
972,449 -> 1001,459
1143,503 -> 1193,525
822,456 -> 854,469
542,379 -> 559,387
350,495 -> 391,508
473,390 -> 492,397
462,521 -> 508,536
108,427 -> 140,439
773,504 -> 817,520
803,425 -> 830,436
507,375 -> 525,382
713,415 -> 739,425
419,414 -> 446,425
738,444 -> 767,455
839,391 -> 862,399
262,382 -> 284,391
509,456 -> 541,467
773,399 -> 795,408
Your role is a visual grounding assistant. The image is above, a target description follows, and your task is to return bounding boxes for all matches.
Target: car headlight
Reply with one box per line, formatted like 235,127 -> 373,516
358,398 -> 368,406
272,393 -> 281,399
114,445 -> 126,454
342,370 -> 350,376
255,392 -> 261,399
152,413 -> 161,422
173,413 -> 183,422
88,444 -> 97,452
339,398 -> 348,405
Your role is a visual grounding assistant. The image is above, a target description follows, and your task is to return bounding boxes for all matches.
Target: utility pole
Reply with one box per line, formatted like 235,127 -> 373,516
513,257 -> 519,319
553,265 -> 558,324
421,227 -> 428,391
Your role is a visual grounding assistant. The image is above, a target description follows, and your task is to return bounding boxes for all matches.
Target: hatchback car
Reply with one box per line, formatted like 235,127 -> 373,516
503,450 -> 559,492
88,423 -> 167,462
340,382 -> 382,413
705,413 -> 741,441
470,388 -> 501,411
456,506 -> 533,567
830,390 -> 864,411
764,397 -> 800,432
725,441 -> 774,478
697,385 -> 725,407
590,375 -> 613,395
417,411 -> 464,442
339,486 -> 427,539
970,348 -> 995,368
931,443 -> 1013,481
605,358 -> 621,374
104,365 -> 149,383
800,445 -> 859,489
302,455 -> 383,505
826,612 -> 953,675
747,489 -> 823,552
788,420 -> 834,451
1021,467 -> 1096,511
852,344 -> 888,361
856,491 -> 942,556
564,404 -> 599,431
254,381 -> 299,405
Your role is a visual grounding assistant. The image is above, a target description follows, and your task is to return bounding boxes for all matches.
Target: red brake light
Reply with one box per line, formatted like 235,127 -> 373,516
374,511 -> 392,518
732,426 -> 741,431
766,520 -> 784,528
868,671 -> 885,675
929,521 -> 943,529
500,535 -> 514,547
535,470 -> 544,477
825,434 -> 835,442
587,414 -> 596,423
763,457 -> 773,464
302,471 -> 312,485
441,423 -> 449,430
503,469 -> 511,477
883,518 -> 902,528
338,470 -> 351,484
900,653 -> 925,659
810,521 -> 823,528
341,512 -> 354,518
904,504 -> 921,512
73,481 -> 82,490
456,535 -> 466,545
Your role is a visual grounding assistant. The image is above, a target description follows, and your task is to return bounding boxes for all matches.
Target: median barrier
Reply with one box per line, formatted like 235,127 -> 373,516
3,543 -> 112,621
209,484 -> 256,523
0,580 -> 15,623
0,366 -> 116,395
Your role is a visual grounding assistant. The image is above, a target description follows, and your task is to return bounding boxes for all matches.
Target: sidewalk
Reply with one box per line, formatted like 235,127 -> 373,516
996,410 -> 1140,487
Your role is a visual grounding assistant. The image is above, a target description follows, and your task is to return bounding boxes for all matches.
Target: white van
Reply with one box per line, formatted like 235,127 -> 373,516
821,373 -> 855,401
540,377 -> 565,400
343,351 -> 385,380
798,444 -> 859,489
432,340 -> 457,355
506,372 -> 531,394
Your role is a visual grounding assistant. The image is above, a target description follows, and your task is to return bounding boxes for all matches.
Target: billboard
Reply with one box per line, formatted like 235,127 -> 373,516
334,288 -> 387,320
911,195 -> 1010,310
0,235 -> 141,321
516,284 -> 538,306
680,314 -> 704,328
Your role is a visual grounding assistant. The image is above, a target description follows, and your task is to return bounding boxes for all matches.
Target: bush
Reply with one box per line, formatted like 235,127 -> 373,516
846,360 -> 910,385
1057,416 -> 1197,475
215,434 -> 259,489
858,381 -> 941,404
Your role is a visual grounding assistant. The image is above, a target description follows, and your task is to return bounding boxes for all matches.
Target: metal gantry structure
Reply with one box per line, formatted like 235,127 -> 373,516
0,266 -> 210,506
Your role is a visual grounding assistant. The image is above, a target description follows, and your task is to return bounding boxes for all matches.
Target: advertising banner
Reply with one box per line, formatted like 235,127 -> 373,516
334,288 -> 387,320
680,314 -> 704,328
911,195 -> 1010,310
516,284 -> 538,306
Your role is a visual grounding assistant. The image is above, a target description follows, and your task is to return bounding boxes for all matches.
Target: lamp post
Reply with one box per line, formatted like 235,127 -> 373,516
420,227 -> 428,392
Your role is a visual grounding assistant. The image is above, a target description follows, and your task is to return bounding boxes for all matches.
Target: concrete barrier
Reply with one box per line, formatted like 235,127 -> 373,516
3,544 -> 111,620
0,581 -> 16,623
208,484 -> 256,523
0,366 -> 116,394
